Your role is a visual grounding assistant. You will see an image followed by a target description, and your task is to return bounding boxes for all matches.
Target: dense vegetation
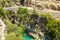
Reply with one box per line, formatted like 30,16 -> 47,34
0,5 -> 60,40
46,17 -> 60,40
40,13 -> 60,40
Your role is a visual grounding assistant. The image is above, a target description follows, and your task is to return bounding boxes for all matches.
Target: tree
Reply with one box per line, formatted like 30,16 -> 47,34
17,7 -> 28,24
46,19 -> 60,40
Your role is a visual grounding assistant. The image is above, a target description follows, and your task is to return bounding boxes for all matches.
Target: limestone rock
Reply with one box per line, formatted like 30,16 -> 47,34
50,4 -> 58,10
44,4 -> 50,9
36,3 -> 44,10
58,4 -> 60,11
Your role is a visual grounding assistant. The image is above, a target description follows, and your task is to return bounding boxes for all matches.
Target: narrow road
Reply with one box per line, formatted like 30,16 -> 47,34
0,18 -> 5,40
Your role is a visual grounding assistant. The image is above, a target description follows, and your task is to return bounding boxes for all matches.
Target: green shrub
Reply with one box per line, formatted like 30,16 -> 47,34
17,7 -> 28,18
40,12 -> 60,40
40,12 -> 52,20
4,19 -> 18,33
18,7 -> 28,14
38,12 -> 52,27
32,10 -> 38,16
6,33 -> 24,40
46,18 -> 60,40
17,7 -> 29,24
20,24 -> 26,30
15,24 -> 26,34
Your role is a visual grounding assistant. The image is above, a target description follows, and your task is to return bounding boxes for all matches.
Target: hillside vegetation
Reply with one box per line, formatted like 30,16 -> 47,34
0,5 -> 60,40
0,0 -> 60,40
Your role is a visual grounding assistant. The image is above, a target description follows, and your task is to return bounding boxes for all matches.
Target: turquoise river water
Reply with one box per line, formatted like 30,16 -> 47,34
23,35 -> 33,40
